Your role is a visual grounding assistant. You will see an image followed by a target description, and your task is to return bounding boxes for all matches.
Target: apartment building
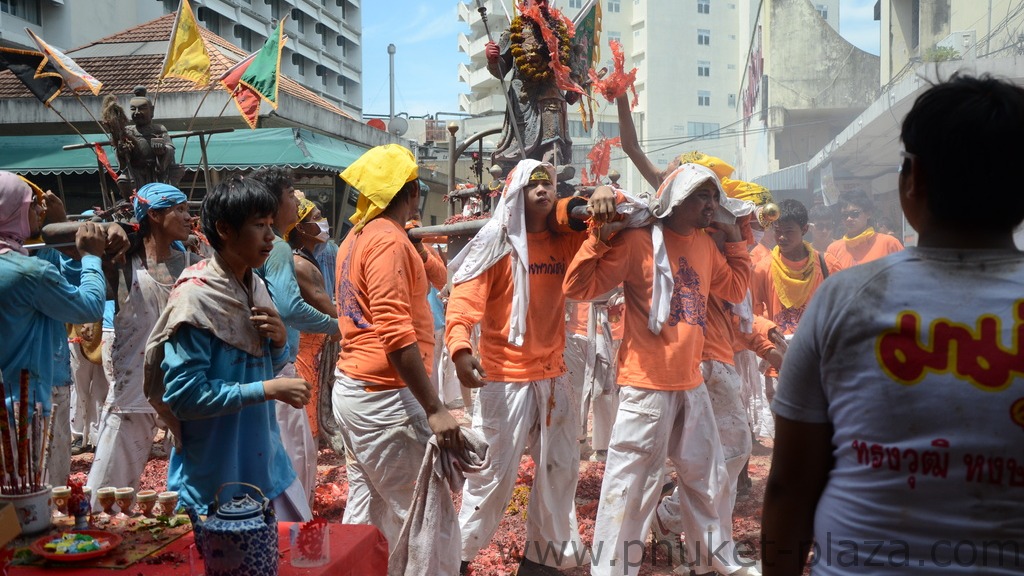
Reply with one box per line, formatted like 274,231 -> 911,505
0,0 -> 362,116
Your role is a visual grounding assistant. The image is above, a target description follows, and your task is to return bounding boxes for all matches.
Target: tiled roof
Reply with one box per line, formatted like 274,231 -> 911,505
0,13 -> 350,119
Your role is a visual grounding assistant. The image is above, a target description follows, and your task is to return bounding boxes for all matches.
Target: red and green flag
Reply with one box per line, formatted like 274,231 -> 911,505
219,18 -> 286,128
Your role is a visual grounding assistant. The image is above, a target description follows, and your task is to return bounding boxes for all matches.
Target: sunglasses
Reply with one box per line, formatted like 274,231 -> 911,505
841,210 -> 863,219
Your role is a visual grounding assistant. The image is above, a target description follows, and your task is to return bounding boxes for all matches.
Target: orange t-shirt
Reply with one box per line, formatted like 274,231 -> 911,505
752,249 -> 842,335
335,217 -> 435,388
564,227 -> 751,391
749,242 -> 771,268
702,295 -> 739,365
826,231 -> 903,269
445,230 -> 585,383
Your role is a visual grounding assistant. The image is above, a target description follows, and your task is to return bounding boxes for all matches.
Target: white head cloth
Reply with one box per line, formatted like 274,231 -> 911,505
449,159 -> 545,346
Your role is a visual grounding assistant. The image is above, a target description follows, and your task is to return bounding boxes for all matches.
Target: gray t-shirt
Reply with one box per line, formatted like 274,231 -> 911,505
774,247 -> 1024,575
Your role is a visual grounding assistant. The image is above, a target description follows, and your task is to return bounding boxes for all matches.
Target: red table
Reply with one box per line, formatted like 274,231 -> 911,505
9,522 -> 388,575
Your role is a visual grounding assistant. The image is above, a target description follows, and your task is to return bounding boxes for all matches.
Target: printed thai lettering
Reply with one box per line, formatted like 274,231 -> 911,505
528,261 -> 566,275
964,454 -> 986,483
875,301 -> 1024,391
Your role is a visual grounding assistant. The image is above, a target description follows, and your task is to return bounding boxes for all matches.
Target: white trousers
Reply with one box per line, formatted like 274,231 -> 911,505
591,385 -> 741,576
735,350 -> 773,439
565,334 -> 621,451
659,361 -> 752,545
459,375 -> 586,568
274,363 -> 319,511
332,368 -> 431,552
87,411 -> 157,510
69,343 -> 108,446
48,385 -> 72,488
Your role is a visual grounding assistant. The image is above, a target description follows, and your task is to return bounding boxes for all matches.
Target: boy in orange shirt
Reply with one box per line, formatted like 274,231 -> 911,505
826,189 -> 903,268
564,163 -> 757,576
752,199 -> 841,335
331,145 -> 464,558
447,159 -> 614,574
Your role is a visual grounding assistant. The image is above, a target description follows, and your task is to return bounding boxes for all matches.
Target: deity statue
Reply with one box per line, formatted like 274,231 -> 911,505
486,0 -> 587,176
102,86 -> 176,201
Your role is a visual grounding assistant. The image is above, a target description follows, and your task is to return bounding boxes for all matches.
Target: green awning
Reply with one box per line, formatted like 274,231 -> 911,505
0,127 -> 367,175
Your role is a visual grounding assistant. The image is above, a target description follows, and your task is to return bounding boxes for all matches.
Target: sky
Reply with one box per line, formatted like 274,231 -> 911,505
360,0 -> 882,119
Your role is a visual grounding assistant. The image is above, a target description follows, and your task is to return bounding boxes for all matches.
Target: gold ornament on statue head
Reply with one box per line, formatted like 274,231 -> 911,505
757,202 -> 780,227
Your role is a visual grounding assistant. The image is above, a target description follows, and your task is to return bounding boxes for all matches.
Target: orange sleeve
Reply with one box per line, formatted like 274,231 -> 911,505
708,240 -> 752,304
422,243 -> 447,290
445,266 -> 492,357
741,314 -> 778,359
751,258 -> 771,317
824,251 -> 843,274
362,235 -> 420,354
563,232 -> 635,301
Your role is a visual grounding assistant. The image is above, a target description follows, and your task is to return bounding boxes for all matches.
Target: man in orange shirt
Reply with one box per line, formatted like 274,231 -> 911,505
826,189 -> 903,268
564,163 -> 757,576
753,199 -> 841,335
447,159 -> 614,574
331,145 -> 464,558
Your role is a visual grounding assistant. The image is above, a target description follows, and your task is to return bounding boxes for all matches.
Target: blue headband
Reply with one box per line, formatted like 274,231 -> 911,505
134,183 -> 187,222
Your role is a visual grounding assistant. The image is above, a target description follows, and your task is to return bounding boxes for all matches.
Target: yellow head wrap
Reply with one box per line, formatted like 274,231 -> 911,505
721,178 -> 773,207
677,151 -> 734,180
340,144 -> 418,233
284,197 -> 317,240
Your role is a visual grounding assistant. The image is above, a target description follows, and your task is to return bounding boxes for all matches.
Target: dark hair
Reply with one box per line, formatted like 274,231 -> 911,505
837,189 -> 874,216
901,73 -> 1024,230
388,179 -> 418,208
777,198 -> 808,227
201,175 -> 278,251
808,204 -> 834,229
249,166 -> 295,201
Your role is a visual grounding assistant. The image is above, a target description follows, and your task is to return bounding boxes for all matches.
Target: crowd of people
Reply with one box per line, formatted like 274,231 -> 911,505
1,74 -> 1022,576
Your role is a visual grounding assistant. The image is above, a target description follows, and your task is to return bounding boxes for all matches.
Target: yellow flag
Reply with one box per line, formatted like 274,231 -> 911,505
160,0 -> 210,86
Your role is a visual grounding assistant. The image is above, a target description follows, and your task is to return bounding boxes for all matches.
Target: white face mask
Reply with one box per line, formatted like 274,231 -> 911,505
752,229 -> 765,244
314,219 -> 330,243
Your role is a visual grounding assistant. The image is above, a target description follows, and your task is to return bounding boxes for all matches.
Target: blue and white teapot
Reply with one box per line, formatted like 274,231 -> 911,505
187,483 -> 278,576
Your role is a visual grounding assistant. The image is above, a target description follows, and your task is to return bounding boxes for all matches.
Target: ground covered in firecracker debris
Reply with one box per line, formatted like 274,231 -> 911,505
70,411 -> 773,576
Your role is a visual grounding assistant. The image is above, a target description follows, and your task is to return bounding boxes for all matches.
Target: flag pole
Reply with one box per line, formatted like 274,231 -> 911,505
71,93 -> 111,138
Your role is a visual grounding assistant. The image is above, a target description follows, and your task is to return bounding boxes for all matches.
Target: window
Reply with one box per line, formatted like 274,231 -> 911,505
198,8 -> 221,35
728,93 -> 736,107
0,0 -> 41,24
292,53 -> 306,76
698,90 -> 711,106
687,121 -> 720,139
569,0 -> 582,7
697,60 -> 710,77
607,31 -> 622,46
815,4 -> 828,20
697,0 -> 710,14
292,9 -> 304,33
607,0 -> 620,13
235,25 -> 253,51
697,29 -> 710,45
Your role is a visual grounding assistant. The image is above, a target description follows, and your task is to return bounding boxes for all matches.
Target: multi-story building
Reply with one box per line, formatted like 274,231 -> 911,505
457,0 -> 776,195
0,0 -> 362,117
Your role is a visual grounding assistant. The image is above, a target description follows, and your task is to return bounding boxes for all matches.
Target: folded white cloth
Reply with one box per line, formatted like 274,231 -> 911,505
387,427 -> 489,576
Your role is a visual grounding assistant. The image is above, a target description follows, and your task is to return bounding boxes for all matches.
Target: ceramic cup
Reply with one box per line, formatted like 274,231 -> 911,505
0,485 -> 53,534
115,487 -> 135,518
51,486 -> 71,518
136,490 -> 158,518
96,486 -> 117,517
157,491 -> 179,516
